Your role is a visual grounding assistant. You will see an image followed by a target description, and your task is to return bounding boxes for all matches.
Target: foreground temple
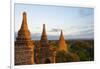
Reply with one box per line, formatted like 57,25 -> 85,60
15,12 -> 34,65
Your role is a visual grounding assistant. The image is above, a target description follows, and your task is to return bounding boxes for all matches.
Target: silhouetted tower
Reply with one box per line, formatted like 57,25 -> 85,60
15,12 -> 34,65
58,30 -> 68,52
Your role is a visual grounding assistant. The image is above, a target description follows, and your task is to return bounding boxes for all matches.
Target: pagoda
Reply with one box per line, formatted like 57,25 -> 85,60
58,30 -> 68,52
15,12 -> 34,65
35,24 -> 53,64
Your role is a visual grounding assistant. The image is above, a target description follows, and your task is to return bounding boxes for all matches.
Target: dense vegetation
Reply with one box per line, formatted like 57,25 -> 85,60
68,39 -> 94,61
49,39 -> 94,62
34,39 -> 94,63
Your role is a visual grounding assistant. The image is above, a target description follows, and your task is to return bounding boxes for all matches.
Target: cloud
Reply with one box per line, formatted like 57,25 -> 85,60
78,8 -> 94,17
36,27 -> 41,29
32,32 -> 41,36
49,28 -> 61,32
65,26 -> 94,39
65,23 -> 94,39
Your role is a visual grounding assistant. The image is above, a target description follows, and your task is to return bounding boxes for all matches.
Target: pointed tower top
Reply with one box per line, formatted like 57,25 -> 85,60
17,12 -> 31,41
43,24 -> 45,28
21,12 -> 28,30
59,30 -> 65,41
42,24 -> 46,35
58,30 -> 68,52
40,24 -> 48,43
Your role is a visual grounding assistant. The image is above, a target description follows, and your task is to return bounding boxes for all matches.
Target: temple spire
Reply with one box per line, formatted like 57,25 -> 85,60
59,30 -> 65,41
15,12 -> 34,65
40,24 -> 48,42
21,12 -> 28,30
17,12 -> 31,40
58,30 -> 68,52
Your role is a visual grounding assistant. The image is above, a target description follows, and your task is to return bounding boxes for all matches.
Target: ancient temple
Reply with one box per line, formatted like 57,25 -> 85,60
56,30 -> 80,62
58,30 -> 68,52
34,24 -> 54,64
15,12 -> 34,65
15,12 -> 80,65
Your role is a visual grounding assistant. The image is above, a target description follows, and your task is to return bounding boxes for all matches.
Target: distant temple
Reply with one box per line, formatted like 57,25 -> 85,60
15,12 -> 34,65
58,30 -> 68,52
34,24 -> 54,64
15,12 -> 79,65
